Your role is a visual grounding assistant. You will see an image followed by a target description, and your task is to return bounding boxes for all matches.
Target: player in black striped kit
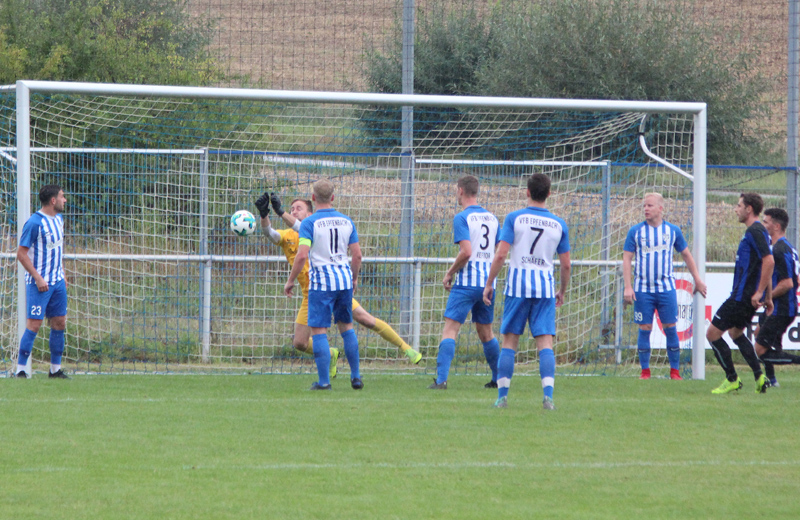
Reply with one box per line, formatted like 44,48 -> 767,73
753,208 -> 800,387
706,193 -> 774,394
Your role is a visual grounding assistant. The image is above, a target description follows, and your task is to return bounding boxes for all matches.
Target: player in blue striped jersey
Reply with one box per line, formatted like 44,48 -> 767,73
707,193 -> 774,394
284,179 -> 364,390
483,173 -> 571,410
622,193 -> 707,380
14,185 -> 70,379
754,208 -> 800,387
428,175 -> 500,390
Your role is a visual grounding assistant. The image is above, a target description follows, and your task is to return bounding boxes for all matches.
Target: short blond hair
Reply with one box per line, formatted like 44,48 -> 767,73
643,192 -> 664,208
313,179 -> 334,203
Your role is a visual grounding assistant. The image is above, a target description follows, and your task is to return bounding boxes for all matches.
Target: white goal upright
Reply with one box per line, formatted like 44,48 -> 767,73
0,81 -> 707,378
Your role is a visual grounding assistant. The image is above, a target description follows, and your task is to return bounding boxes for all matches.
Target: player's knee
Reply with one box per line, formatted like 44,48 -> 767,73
638,324 -> 653,332
475,325 -> 494,343
354,311 -> 375,329
49,316 -> 66,330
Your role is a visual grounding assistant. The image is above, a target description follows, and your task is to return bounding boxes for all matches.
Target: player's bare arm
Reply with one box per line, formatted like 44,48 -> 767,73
680,247 -> 707,297
771,276 -> 795,299
443,239 -> 471,290
556,250 -> 571,308
754,254 -> 775,312
483,241 -> 510,305
285,244 -> 309,296
349,242 -> 362,293
16,246 -> 48,292
622,250 -> 635,304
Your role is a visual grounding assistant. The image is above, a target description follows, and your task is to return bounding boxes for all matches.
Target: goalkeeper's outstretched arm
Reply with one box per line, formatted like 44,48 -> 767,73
270,193 -> 302,232
255,192 -> 281,244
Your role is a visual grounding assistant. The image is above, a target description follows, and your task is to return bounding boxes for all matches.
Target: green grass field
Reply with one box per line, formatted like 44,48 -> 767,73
2,369 -> 800,519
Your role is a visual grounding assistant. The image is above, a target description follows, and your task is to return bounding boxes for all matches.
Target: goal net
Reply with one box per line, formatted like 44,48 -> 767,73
0,82 -> 706,377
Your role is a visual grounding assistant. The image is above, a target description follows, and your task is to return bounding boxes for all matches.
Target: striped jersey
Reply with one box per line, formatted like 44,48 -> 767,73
298,208 -> 358,291
499,206 -> 569,299
452,205 -> 499,289
19,211 -> 64,285
623,221 -> 688,293
731,221 -> 772,302
771,236 -> 799,317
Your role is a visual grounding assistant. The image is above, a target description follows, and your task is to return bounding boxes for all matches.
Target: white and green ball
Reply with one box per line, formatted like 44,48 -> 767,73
230,209 -> 257,236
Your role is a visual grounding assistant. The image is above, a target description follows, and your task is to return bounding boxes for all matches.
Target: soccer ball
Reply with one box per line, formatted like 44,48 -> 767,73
230,210 -> 257,236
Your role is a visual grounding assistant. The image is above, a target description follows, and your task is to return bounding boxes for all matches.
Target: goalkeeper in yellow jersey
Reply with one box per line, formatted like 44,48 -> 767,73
255,192 -> 422,377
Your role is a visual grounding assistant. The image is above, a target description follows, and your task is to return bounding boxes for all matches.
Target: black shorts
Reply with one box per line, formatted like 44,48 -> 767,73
756,315 -> 795,351
711,298 -> 757,332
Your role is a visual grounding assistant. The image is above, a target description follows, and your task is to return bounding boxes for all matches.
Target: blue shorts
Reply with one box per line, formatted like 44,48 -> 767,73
634,290 -> 678,325
443,285 -> 495,325
307,288 -> 353,328
26,278 -> 68,320
500,295 -> 556,337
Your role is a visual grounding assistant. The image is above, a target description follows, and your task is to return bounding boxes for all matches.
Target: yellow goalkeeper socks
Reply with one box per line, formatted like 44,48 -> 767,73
373,318 -> 410,352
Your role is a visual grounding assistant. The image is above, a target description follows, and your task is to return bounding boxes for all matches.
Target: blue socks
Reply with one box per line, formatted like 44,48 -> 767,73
312,334 -> 331,386
637,329 -> 651,369
49,329 -> 65,366
17,328 -> 37,369
341,329 -> 360,380
496,348 -> 515,399
539,348 -> 555,399
664,326 -> 680,370
482,338 -> 500,382
436,338 -> 456,384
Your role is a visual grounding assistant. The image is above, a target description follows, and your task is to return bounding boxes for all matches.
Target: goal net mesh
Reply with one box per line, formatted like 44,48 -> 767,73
0,89 -> 696,376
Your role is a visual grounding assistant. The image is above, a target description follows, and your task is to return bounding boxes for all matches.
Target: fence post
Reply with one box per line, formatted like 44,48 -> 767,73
15,82 -> 32,374
399,0 -> 415,338
412,260 -> 422,350
787,0 -> 799,247
198,149 -> 211,362
600,162 -> 612,331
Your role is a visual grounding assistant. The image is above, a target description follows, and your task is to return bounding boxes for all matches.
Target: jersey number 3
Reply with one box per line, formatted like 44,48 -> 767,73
480,224 -> 491,250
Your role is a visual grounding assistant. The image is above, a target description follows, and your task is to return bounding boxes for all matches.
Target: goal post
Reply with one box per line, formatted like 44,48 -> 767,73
2,80 -> 707,378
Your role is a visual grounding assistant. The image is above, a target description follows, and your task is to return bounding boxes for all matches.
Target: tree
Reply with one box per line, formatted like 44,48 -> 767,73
364,0 -> 775,165
0,0 -> 223,85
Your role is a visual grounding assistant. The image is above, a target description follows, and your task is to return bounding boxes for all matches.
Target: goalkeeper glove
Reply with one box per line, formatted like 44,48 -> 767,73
255,192 -> 271,218
270,192 -> 285,217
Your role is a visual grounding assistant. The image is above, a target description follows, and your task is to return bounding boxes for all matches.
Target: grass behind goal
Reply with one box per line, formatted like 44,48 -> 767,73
2,370 -> 798,519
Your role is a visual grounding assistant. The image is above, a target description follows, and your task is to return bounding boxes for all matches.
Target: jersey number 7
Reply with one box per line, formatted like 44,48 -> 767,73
529,227 -> 544,254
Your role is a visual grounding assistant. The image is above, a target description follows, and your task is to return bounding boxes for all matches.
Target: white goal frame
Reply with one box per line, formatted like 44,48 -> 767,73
11,80 -> 708,379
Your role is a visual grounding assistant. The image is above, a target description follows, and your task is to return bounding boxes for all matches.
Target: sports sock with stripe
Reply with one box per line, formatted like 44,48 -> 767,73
49,328 -> 65,370
732,335 -> 763,378
539,348 -> 555,399
497,348 -> 515,399
709,338 -> 737,381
